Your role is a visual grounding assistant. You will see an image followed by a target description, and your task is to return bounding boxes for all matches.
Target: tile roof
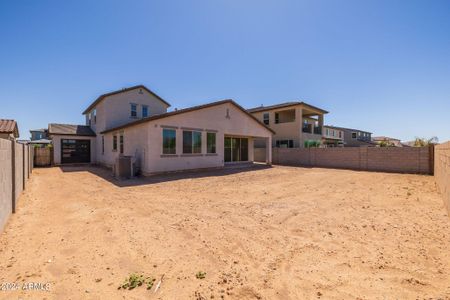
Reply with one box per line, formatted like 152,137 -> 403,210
325,125 -> 372,134
372,136 -> 401,142
82,85 -> 170,115
48,124 -> 96,136
0,119 -> 19,137
247,101 -> 328,114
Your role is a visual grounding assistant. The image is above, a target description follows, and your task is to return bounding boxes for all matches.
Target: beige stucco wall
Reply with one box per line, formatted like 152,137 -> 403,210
51,135 -> 96,165
84,87 -> 170,167
252,109 -> 301,147
101,102 -> 272,174
94,88 -> 169,131
0,133 -> 14,140
0,139 -> 12,232
99,122 -> 148,169
435,142 -> 450,215
0,140 -> 33,233
251,104 -> 324,148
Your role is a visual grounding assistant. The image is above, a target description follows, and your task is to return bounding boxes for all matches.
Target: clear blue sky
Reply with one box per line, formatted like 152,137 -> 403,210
1,0 -> 449,141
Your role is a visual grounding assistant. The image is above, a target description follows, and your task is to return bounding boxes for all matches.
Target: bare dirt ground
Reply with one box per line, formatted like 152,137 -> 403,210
0,165 -> 449,299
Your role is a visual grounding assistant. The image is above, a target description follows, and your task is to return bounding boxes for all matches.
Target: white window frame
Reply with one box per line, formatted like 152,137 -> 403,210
263,113 -> 269,125
130,103 -> 138,118
142,105 -> 149,118
183,130 -> 202,154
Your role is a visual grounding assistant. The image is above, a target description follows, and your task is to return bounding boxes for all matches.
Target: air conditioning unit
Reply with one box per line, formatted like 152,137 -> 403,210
113,156 -> 136,179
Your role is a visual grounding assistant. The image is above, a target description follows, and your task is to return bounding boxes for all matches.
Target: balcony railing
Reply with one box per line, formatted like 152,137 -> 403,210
313,126 -> 322,135
302,124 -> 312,133
303,125 -> 322,135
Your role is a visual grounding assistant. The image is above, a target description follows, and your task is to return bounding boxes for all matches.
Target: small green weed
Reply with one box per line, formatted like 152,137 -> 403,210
118,273 -> 155,290
195,271 -> 206,279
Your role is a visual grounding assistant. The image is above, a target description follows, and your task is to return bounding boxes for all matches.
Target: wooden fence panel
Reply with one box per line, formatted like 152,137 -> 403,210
34,147 -> 52,167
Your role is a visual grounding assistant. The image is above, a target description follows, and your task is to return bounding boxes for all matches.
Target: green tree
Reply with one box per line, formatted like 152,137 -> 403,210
413,136 -> 438,147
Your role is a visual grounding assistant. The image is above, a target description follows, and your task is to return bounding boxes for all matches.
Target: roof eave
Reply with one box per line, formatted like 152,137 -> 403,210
248,102 -> 328,114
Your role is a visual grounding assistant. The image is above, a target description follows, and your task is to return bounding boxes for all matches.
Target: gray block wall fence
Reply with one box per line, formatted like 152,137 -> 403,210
0,140 -> 33,233
272,146 -> 433,174
435,142 -> 450,215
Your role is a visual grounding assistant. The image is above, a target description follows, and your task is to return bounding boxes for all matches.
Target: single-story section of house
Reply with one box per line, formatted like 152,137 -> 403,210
47,124 -> 96,164
99,99 -> 274,175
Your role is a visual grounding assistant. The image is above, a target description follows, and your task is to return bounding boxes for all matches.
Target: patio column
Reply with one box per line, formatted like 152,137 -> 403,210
318,114 -> 324,127
248,138 -> 254,162
265,136 -> 272,165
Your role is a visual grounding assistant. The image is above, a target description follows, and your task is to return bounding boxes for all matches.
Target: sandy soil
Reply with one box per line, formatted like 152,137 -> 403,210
0,165 -> 449,299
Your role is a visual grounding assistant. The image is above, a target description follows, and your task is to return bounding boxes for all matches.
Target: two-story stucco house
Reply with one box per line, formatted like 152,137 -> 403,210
248,102 -> 331,148
29,128 -> 48,141
325,126 -> 375,147
48,85 -> 274,174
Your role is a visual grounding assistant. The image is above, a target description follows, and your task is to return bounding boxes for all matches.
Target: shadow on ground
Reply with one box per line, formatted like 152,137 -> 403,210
58,163 -> 272,187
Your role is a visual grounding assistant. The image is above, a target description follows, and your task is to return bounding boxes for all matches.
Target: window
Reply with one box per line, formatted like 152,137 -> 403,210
130,104 -> 137,118
351,132 -> 357,139
263,113 -> 269,125
207,132 -> 216,154
102,135 -> 104,154
162,129 -> 176,154
183,130 -> 202,154
88,113 -> 91,126
275,113 -> 279,124
276,140 -> 294,148
93,109 -> 97,124
142,105 -> 149,118
113,135 -> 117,151
224,137 -> 248,162
119,133 -> 124,154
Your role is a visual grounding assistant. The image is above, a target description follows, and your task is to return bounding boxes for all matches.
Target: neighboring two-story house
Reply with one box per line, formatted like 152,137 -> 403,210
29,128 -> 48,141
322,126 -> 345,147
248,102 -> 331,148
47,85 -> 274,174
325,126 -> 374,147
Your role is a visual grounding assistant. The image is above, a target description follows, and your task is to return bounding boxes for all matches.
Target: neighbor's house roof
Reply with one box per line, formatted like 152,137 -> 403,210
30,128 -> 47,133
325,125 -> 372,134
101,99 -> 276,135
0,119 -> 19,137
29,139 -> 52,144
372,136 -> 401,142
48,124 -> 96,136
82,85 -> 171,115
247,101 -> 329,114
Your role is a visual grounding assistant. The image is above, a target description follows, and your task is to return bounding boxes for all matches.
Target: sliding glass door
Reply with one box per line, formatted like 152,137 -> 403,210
224,137 -> 248,162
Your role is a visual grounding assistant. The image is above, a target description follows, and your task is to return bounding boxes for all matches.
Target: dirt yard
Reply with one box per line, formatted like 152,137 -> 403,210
0,165 -> 449,299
